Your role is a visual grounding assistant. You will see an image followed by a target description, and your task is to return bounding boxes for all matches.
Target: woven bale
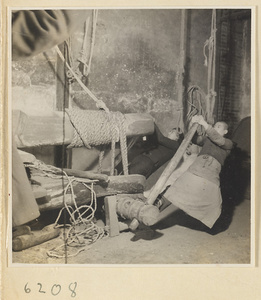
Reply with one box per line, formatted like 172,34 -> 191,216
66,109 -> 122,148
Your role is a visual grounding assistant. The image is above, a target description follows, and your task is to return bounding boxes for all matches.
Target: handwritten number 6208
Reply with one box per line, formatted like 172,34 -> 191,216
24,282 -> 77,297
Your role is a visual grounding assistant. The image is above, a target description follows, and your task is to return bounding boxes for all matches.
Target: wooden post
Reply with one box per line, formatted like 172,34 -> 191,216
176,9 -> 188,134
104,196 -> 120,237
214,9 -> 222,122
55,42 -> 71,168
56,43 -> 70,111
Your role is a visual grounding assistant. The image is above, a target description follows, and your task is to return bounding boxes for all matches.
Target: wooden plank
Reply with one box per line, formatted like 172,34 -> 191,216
13,110 -> 155,148
13,110 -> 74,148
104,196 -> 120,237
146,123 -> 198,205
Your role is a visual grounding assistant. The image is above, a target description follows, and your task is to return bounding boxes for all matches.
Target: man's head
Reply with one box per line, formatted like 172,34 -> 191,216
214,121 -> 228,136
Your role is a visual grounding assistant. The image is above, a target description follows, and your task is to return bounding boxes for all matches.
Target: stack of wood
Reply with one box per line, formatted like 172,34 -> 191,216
29,167 -> 159,237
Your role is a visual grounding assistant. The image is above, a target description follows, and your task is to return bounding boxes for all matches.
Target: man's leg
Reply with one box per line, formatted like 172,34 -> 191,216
156,205 -> 179,224
153,195 -> 179,224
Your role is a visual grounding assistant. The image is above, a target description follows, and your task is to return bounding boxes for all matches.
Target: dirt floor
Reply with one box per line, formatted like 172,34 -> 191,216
12,196 -> 251,265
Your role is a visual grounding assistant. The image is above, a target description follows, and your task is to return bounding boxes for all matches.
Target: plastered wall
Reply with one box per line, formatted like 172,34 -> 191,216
11,9 -> 251,168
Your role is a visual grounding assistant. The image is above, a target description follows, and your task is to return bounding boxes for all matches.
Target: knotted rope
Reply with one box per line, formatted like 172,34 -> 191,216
66,109 -> 128,175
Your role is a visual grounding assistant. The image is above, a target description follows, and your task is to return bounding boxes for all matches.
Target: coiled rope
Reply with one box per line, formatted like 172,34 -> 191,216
55,45 -> 129,176
25,160 -> 108,258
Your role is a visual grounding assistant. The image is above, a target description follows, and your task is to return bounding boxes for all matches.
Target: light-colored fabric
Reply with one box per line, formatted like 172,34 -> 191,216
162,127 -> 232,228
12,10 -> 91,60
164,169 -> 222,228
188,155 -> 221,185
12,137 -> 40,227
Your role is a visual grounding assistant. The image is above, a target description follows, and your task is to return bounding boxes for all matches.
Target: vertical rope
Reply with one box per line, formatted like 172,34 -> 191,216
61,48 -> 68,264
116,112 -> 129,175
204,9 -> 217,125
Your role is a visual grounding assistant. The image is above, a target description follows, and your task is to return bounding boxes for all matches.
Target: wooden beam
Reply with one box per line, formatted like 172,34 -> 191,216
176,9 -> 188,133
129,123 -> 198,231
13,110 -> 155,148
146,123 -> 198,205
35,174 -> 146,212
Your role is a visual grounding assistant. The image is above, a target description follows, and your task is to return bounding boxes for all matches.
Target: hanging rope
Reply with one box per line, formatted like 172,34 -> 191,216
55,44 -> 129,175
186,85 -> 207,136
55,45 -> 109,112
77,10 -> 98,78
203,9 -> 217,124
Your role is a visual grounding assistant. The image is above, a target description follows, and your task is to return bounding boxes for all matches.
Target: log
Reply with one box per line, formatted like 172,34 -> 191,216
116,195 -> 159,226
12,225 -> 60,251
104,194 -> 157,232
59,168 -> 109,182
13,110 -> 155,148
12,225 -> 31,239
129,123 -> 199,231
36,174 -> 146,212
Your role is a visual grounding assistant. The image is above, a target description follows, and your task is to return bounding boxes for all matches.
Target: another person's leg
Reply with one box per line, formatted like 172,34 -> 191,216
12,137 -> 40,227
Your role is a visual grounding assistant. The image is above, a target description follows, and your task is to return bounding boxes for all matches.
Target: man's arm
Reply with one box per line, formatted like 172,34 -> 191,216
12,10 -> 91,60
191,115 -> 233,150
205,127 -> 233,150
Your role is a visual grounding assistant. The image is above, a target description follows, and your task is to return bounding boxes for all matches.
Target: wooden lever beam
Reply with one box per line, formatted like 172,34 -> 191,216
129,123 -> 199,231
13,110 -> 155,148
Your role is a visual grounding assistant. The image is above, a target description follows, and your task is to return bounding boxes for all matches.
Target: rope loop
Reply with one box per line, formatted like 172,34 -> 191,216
25,159 -> 108,259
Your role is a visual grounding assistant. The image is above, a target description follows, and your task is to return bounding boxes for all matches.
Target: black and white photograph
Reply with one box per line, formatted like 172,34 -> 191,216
9,8 -> 253,266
